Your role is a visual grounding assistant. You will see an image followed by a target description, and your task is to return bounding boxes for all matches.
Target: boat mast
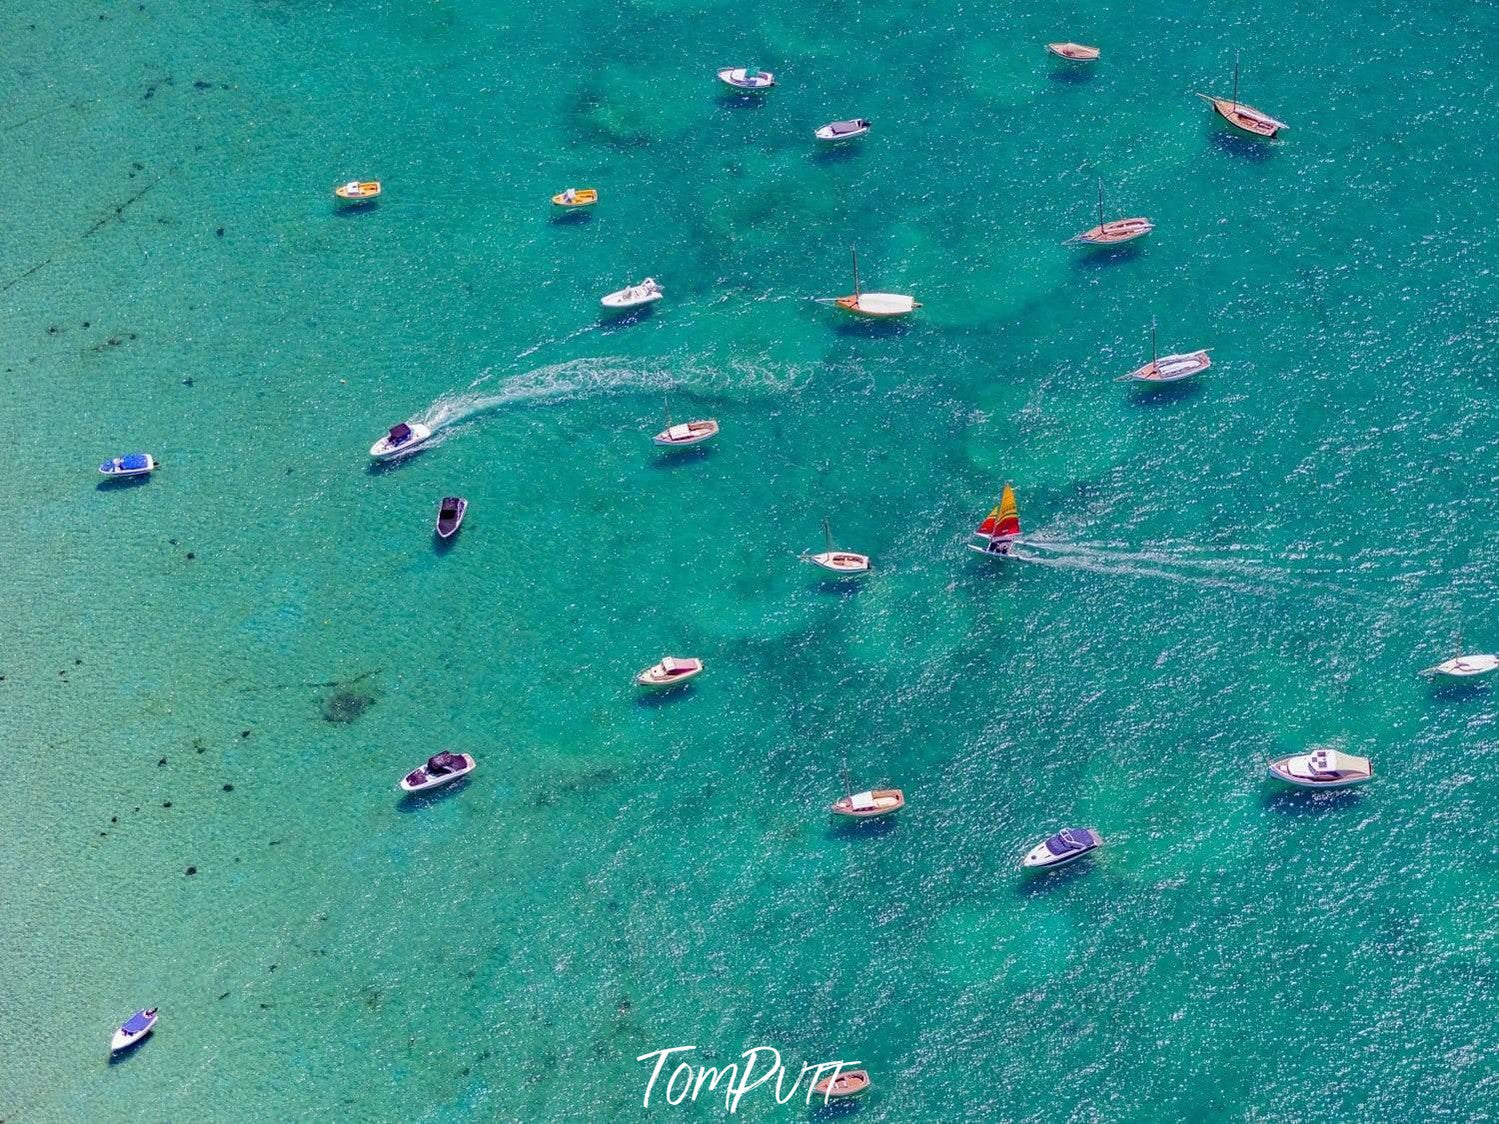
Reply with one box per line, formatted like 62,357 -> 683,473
1232,51 -> 1240,112
663,393 -> 671,428
823,517 -> 834,553
850,245 -> 861,301
841,755 -> 852,799
1096,178 -> 1104,226
1150,317 -> 1157,364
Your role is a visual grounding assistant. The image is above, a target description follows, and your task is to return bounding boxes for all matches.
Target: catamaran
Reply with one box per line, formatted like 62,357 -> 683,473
815,247 -> 919,319
1118,320 -> 1211,384
652,396 -> 719,447
1066,179 -> 1153,246
969,482 -> 1021,556
803,518 -> 870,574
1195,53 -> 1287,139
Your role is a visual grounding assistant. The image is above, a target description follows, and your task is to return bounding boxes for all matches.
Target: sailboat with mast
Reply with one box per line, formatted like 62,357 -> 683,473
1195,52 -> 1287,139
815,246 -> 920,319
1117,320 -> 1211,384
829,757 -> 904,819
969,482 -> 1021,556
1066,179 -> 1153,246
1421,630 -> 1499,681
652,395 -> 719,447
802,517 -> 871,575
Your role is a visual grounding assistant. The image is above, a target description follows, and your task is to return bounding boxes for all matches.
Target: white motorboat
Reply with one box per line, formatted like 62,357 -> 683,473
636,656 -> 703,688
717,67 -> 774,91
110,1008 -> 158,1052
369,421 -> 434,460
803,518 -> 870,575
399,751 -> 476,793
816,118 -> 871,142
1267,747 -> 1372,789
1422,653 -> 1499,681
99,453 -> 156,478
1021,827 -> 1102,869
601,278 -> 663,310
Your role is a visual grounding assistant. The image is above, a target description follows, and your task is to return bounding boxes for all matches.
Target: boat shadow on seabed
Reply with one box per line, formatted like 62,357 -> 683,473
651,444 -> 714,470
1124,379 -> 1206,407
396,775 -> 473,812
1208,129 -> 1277,162
809,1094 -> 869,1119
825,816 -> 899,842
1070,242 -> 1144,270
1016,857 -> 1096,896
1048,66 -> 1096,86
1260,787 -> 1365,816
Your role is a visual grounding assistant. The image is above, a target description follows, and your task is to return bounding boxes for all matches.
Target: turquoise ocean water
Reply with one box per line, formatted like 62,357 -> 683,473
3,0 -> 1496,1118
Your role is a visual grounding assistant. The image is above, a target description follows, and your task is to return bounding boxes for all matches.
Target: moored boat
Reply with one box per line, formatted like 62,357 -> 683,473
334,180 -> 382,202
636,656 -> 703,688
1066,179 -> 1153,246
815,118 -> 871,142
803,517 -> 870,574
399,751 -> 476,793
814,1069 -> 871,1099
369,421 -> 434,460
1267,747 -> 1372,788
1046,42 -> 1100,61
1118,320 -> 1211,384
99,453 -> 156,478
110,1008 -> 158,1053
969,482 -> 1021,556
435,496 -> 467,540
717,67 -> 774,91
1422,652 -> 1499,680
1195,54 -> 1286,138
551,188 -> 598,208
601,278 -> 663,310
816,246 -> 919,318
1022,827 -> 1102,869
652,396 -> 718,446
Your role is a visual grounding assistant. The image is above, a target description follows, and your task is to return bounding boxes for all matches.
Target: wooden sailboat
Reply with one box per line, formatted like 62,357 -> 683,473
816,247 -> 920,318
803,517 -> 871,574
1117,320 -> 1211,383
652,395 -> 719,447
1066,179 -> 1153,246
334,179 -> 382,203
829,758 -> 903,819
969,482 -> 1021,556
1195,53 -> 1287,138
1045,42 -> 1100,62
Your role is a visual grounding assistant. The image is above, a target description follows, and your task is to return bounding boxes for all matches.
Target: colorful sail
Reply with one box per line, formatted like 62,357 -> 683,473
975,505 -> 1002,537
991,482 -> 1020,540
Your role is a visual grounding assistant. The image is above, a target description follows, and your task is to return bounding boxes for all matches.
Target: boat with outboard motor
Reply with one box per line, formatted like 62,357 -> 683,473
110,1008 -> 158,1052
99,453 -> 156,478
1021,827 -> 1102,869
816,118 -> 871,142
636,656 -> 704,689
334,180 -> 381,203
435,496 -> 467,540
602,278 -> 663,310
370,421 -> 434,460
1267,747 -> 1372,788
551,188 -> 597,208
399,751 -> 476,793
718,67 -> 774,91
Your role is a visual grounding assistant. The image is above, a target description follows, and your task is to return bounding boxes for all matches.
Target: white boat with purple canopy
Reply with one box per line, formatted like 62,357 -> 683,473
110,1008 -> 158,1052
718,67 -> 774,91
399,751 -> 476,793
1021,827 -> 1102,870
99,453 -> 156,478
370,421 -> 434,460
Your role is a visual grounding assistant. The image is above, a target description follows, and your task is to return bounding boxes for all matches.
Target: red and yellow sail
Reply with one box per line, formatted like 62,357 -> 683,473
976,482 -> 1020,540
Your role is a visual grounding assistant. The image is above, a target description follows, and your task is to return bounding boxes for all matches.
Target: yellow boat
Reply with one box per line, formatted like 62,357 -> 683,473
334,180 -> 381,202
551,188 -> 598,208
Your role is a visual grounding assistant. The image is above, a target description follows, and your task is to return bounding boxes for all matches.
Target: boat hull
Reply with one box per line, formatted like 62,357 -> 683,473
334,182 -> 382,202
399,753 -> 476,793
1424,655 -> 1499,680
1197,95 -> 1285,138
99,455 -> 157,477
1046,43 -> 1100,61
1021,829 -> 1102,869
1123,350 -> 1212,383
435,498 -> 467,540
602,289 -> 663,310
717,68 -> 774,90
805,551 -> 870,574
1068,219 -> 1153,246
636,660 -> 704,688
815,122 -> 870,142
968,536 -> 1017,557
834,293 -> 919,318
829,789 -> 904,818
110,1012 -> 157,1052
551,190 -> 598,208
653,420 -> 719,446
1267,758 -> 1371,788
815,1070 -> 871,1099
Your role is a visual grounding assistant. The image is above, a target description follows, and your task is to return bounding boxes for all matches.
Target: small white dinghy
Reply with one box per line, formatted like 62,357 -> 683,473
803,517 -> 870,575
601,278 -> 663,311
636,656 -> 703,689
1021,827 -> 1102,870
111,1008 -> 158,1053
816,118 -> 870,142
99,453 -> 156,478
399,751 -> 475,793
1267,747 -> 1372,789
369,421 -> 434,460
718,67 -> 774,91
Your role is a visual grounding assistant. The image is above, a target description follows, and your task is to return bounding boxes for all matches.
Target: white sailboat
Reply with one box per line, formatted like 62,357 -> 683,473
652,396 -> 719,447
802,517 -> 870,575
815,247 -> 919,318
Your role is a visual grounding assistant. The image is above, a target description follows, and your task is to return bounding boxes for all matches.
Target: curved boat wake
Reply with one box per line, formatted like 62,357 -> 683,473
1010,539 -> 1354,598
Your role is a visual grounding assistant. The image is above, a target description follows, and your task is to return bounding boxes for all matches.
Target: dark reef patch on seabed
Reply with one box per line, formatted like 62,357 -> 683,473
321,687 -> 376,724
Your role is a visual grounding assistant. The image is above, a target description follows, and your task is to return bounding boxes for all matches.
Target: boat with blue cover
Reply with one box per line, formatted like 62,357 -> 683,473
1021,827 -> 1102,869
110,1008 -> 158,1052
99,453 -> 156,477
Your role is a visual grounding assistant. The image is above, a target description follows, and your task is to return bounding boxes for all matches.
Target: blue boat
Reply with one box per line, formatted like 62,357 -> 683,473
1021,827 -> 1102,869
99,453 -> 156,477
110,1007 -> 158,1052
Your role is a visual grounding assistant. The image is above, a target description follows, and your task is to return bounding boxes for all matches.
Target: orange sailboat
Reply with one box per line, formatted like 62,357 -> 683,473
1066,179 -> 1153,246
1196,53 -> 1287,139
969,482 -> 1021,556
